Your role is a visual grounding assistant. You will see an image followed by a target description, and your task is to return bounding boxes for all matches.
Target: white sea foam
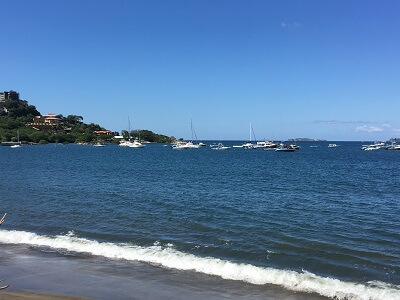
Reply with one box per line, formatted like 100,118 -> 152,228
0,229 -> 399,300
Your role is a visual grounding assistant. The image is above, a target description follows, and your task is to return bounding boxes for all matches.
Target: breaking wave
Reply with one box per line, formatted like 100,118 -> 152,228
0,229 -> 399,300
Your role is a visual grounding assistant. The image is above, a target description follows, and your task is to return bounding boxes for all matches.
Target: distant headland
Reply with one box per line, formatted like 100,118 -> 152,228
0,90 -> 175,144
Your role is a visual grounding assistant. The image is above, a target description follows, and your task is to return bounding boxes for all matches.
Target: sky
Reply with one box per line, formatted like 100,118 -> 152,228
1,0 -> 399,141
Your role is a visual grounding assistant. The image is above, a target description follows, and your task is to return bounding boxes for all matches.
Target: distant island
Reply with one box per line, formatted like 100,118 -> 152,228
288,138 -> 327,142
0,90 -> 175,144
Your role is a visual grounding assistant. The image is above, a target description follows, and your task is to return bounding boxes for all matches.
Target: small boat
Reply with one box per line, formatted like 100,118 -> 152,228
233,141 -> 255,149
10,131 -> 22,148
328,144 -> 339,148
288,144 -> 300,150
128,139 -> 145,148
172,140 -> 190,150
385,143 -> 400,150
254,141 -> 277,149
275,143 -> 295,152
93,142 -> 105,147
361,141 -> 385,151
119,140 -> 130,147
212,143 -> 230,150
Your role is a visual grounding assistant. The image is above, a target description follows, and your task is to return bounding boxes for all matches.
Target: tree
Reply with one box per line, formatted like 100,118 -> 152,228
64,115 -> 84,126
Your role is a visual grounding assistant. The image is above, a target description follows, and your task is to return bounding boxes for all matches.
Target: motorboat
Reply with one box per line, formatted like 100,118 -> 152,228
361,141 -> 386,151
119,140 -> 130,147
128,139 -> 145,148
275,144 -> 295,152
385,143 -> 400,150
233,141 -> 255,149
212,143 -> 230,150
185,141 -> 201,149
328,144 -> 339,148
172,140 -> 190,150
254,141 -> 277,149
288,144 -> 300,150
93,142 -> 105,147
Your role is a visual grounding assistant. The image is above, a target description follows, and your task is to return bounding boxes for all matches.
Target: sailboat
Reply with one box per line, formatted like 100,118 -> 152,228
233,122 -> 256,149
173,119 -> 201,149
187,119 -> 201,148
11,131 -> 22,148
119,117 -> 144,148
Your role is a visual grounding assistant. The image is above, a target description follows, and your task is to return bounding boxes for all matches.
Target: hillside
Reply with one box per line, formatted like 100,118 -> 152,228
0,97 -> 174,144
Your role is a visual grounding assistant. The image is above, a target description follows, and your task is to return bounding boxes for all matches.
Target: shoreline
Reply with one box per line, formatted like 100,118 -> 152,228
0,292 -> 90,300
0,244 -> 326,300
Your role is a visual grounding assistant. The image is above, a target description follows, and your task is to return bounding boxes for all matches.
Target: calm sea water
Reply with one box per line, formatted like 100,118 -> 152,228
1,142 -> 399,299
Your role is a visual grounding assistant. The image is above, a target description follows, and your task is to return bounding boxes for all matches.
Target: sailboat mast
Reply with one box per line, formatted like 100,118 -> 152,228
190,119 -> 193,142
250,122 -> 252,142
128,116 -> 131,141
190,119 -> 198,142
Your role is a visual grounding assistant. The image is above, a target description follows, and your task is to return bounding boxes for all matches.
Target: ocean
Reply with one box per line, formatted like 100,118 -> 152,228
0,142 -> 399,299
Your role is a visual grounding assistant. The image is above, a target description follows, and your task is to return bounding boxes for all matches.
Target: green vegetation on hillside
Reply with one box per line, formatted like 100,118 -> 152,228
0,98 -> 174,144
121,129 -> 174,143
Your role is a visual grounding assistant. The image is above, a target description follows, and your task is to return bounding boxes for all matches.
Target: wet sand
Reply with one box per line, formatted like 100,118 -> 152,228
0,244 -> 327,300
0,291 -> 90,300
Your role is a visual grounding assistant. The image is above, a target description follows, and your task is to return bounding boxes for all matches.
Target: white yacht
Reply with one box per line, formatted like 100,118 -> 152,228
119,140 -> 130,147
275,143 -> 295,152
254,141 -> 277,149
128,139 -> 145,148
212,143 -> 230,150
386,143 -> 400,150
185,141 -> 201,149
172,141 -> 190,150
328,144 -> 339,148
93,142 -> 105,147
361,142 -> 387,151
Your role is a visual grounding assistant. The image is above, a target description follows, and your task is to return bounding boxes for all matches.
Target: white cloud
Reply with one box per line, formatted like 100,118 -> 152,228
356,125 -> 384,132
280,22 -> 302,28
313,120 -> 375,124
393,128 -> 400,133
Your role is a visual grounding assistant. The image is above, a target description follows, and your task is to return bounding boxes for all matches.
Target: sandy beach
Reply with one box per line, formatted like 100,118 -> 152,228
0,292 -> 90,300
0,244 -> 326,300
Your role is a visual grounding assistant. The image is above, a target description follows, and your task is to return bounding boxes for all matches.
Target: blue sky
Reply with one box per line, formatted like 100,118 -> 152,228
1,0 -> 399,141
